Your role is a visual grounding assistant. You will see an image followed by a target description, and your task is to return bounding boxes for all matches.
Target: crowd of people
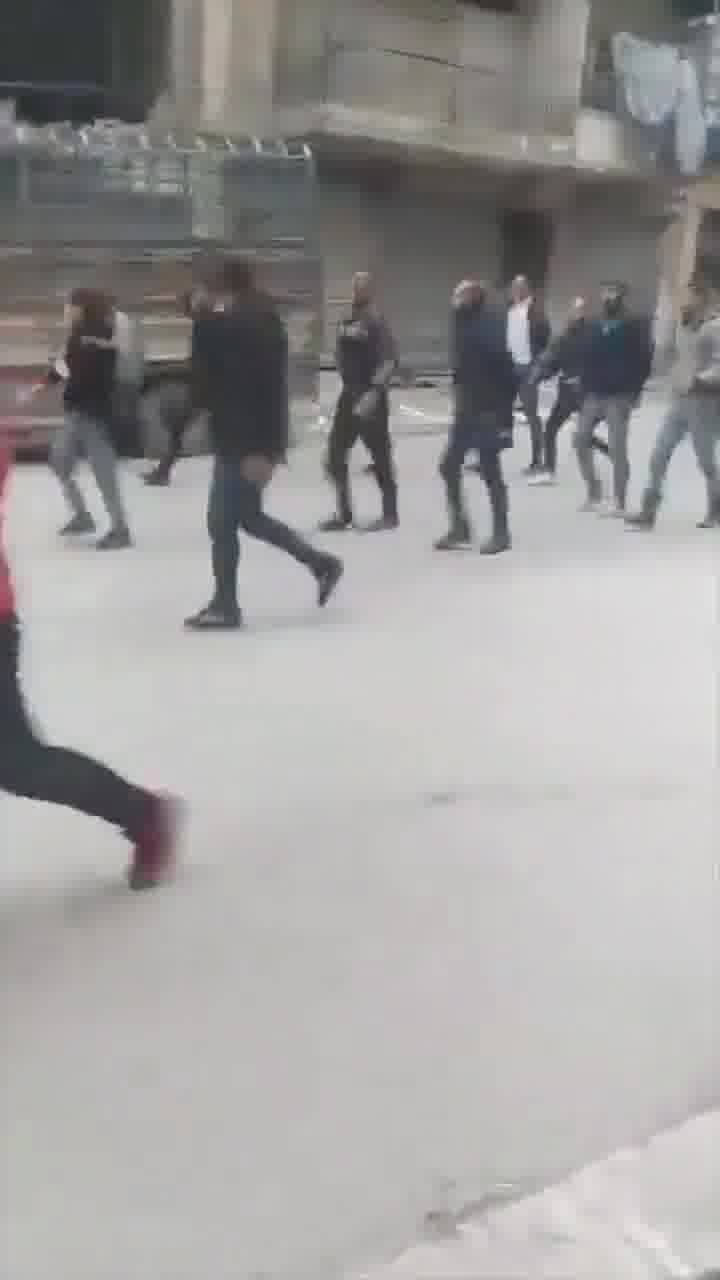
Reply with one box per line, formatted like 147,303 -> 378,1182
0,256 -> 718,887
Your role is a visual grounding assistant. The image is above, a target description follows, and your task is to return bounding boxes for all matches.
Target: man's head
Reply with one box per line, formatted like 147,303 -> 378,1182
510,275 -> 531,305
452,278 -> 486,309
352,272 -> 373,307
217,258 -> 256,301
600,281 -> 628,317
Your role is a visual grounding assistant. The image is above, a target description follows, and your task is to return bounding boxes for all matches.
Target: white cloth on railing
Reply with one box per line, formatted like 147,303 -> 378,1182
612,32 -> 708,176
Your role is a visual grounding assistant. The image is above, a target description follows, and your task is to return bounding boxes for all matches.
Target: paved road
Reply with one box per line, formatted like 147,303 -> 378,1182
2,408 -> 718,1279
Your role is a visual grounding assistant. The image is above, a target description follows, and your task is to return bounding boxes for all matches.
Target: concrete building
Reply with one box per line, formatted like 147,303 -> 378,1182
15,0 -> 701,365
165,0 -> 698,362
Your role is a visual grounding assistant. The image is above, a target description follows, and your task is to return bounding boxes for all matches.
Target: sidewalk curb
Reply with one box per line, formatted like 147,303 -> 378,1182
350,1111 -> 720,1279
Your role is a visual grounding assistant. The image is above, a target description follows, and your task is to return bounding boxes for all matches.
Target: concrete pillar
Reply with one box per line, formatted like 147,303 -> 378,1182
526,0 -> 590,134
168,0 -> 204,132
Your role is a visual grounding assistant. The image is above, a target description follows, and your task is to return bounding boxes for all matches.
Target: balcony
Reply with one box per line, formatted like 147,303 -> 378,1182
273,40 -> 581,173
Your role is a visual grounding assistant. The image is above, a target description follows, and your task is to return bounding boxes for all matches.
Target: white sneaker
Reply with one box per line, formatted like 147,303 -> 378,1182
528,471 -> 557,487
597,500 -> 625,519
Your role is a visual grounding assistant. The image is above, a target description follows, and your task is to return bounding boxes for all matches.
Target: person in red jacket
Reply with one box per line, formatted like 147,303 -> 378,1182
0,439 -> 179,889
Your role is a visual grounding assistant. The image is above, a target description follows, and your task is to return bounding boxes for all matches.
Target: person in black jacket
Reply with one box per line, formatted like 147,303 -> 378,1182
529,296 -> 609,484
185,260 -> 343,631
48,289 -> 132,550
320,272 -> 399,532
574,282 -> 654,514
436,280 -> 517,554
506,275 -> 551,474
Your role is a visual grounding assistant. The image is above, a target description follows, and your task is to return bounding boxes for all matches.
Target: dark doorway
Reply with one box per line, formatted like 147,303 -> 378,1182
499,209 -> 555,294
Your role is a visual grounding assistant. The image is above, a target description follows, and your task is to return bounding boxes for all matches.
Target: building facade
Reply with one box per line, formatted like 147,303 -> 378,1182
162,0 -> 715,362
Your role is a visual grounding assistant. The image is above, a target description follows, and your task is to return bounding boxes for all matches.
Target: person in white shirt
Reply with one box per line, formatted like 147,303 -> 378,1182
507,275 -> 551,475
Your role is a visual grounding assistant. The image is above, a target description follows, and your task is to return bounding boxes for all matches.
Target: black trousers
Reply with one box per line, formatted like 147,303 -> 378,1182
440,417 -> 508,536
0,617 -> 149,841
515,367 -> 543,467
207,458 -> 325,613
326,389 -> 398,523
544,381 -> 610,474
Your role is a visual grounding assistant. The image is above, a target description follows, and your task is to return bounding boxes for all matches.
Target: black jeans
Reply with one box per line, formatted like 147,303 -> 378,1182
326,389 -> 398,523
514,366 -> 543,467
0,617 -> 149,841
440,417 -> 509,536
207,457 -> 326,613
544,381 -> 610,474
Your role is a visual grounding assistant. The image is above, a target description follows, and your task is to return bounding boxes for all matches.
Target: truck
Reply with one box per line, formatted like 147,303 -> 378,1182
0,118 -> 322,455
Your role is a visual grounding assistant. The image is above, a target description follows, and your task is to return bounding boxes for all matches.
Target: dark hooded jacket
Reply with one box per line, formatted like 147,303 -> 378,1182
452,299 -> 518,447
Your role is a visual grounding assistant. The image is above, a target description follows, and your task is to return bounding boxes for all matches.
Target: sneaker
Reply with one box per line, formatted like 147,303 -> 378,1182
434,524 -> 471,551
59,513 -> 95,536
316,556 -> 344,607
597,500 -> 625,519
625,509 -> 656,531
522,462 -> 543,477
184,603 -> 242,630
361,514 -> 399,532
318,515 -> 352,532
96,527 -> 132,550
144,466 -> 171,487
527,470 -> 556,487
479,532 -> 511,555
128,794 -> 181,891
579,496 -> 603,513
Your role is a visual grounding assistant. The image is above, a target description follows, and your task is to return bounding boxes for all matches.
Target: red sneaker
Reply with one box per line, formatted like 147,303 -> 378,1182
129,794 -> 182,891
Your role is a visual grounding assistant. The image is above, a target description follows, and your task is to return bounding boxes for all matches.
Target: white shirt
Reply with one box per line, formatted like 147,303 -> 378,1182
507,300 -> 532,366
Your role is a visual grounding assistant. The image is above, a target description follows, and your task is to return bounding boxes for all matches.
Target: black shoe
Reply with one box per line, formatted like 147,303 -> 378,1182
318,515 -> 352,532
59,513 -> 95,536
184,604 -> 242,631
479,532 -> 511,555
434,521 -> 471,551
362,514 -> 399,532
96,527 -> 132,550
316,557 -> 344,607
145,465 -> 171,487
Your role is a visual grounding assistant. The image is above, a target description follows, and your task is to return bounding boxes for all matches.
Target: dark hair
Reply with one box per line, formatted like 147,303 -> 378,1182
219,259 -> 255,295
70,287 -> 112,334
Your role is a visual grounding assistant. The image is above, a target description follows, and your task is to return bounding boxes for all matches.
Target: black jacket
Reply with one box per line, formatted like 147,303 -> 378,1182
580,311 -> 654,398
453,300 -> 518,445
191,292 -> 289,460
336,304 -> 397,393
48,326 -> 117,422
536,317 -> 591,386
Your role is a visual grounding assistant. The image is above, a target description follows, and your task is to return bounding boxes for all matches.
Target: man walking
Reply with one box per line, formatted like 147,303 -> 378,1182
185,261 -> 343,631
320,272 -> 399,532
506,275 -> 551,475
529,296 -> 609,485
626,277 -> 720,530
435,280 -> 517,555
574,282 -> 654,516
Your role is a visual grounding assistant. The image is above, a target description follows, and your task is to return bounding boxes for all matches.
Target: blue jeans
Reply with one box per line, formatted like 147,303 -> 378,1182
207,457 -> 325,612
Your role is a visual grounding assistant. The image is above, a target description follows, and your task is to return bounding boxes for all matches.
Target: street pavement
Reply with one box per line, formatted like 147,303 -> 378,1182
2,400 -> 718,1279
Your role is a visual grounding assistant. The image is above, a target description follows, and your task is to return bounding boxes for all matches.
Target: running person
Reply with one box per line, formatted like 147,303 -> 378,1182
0,435 -> 179,890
